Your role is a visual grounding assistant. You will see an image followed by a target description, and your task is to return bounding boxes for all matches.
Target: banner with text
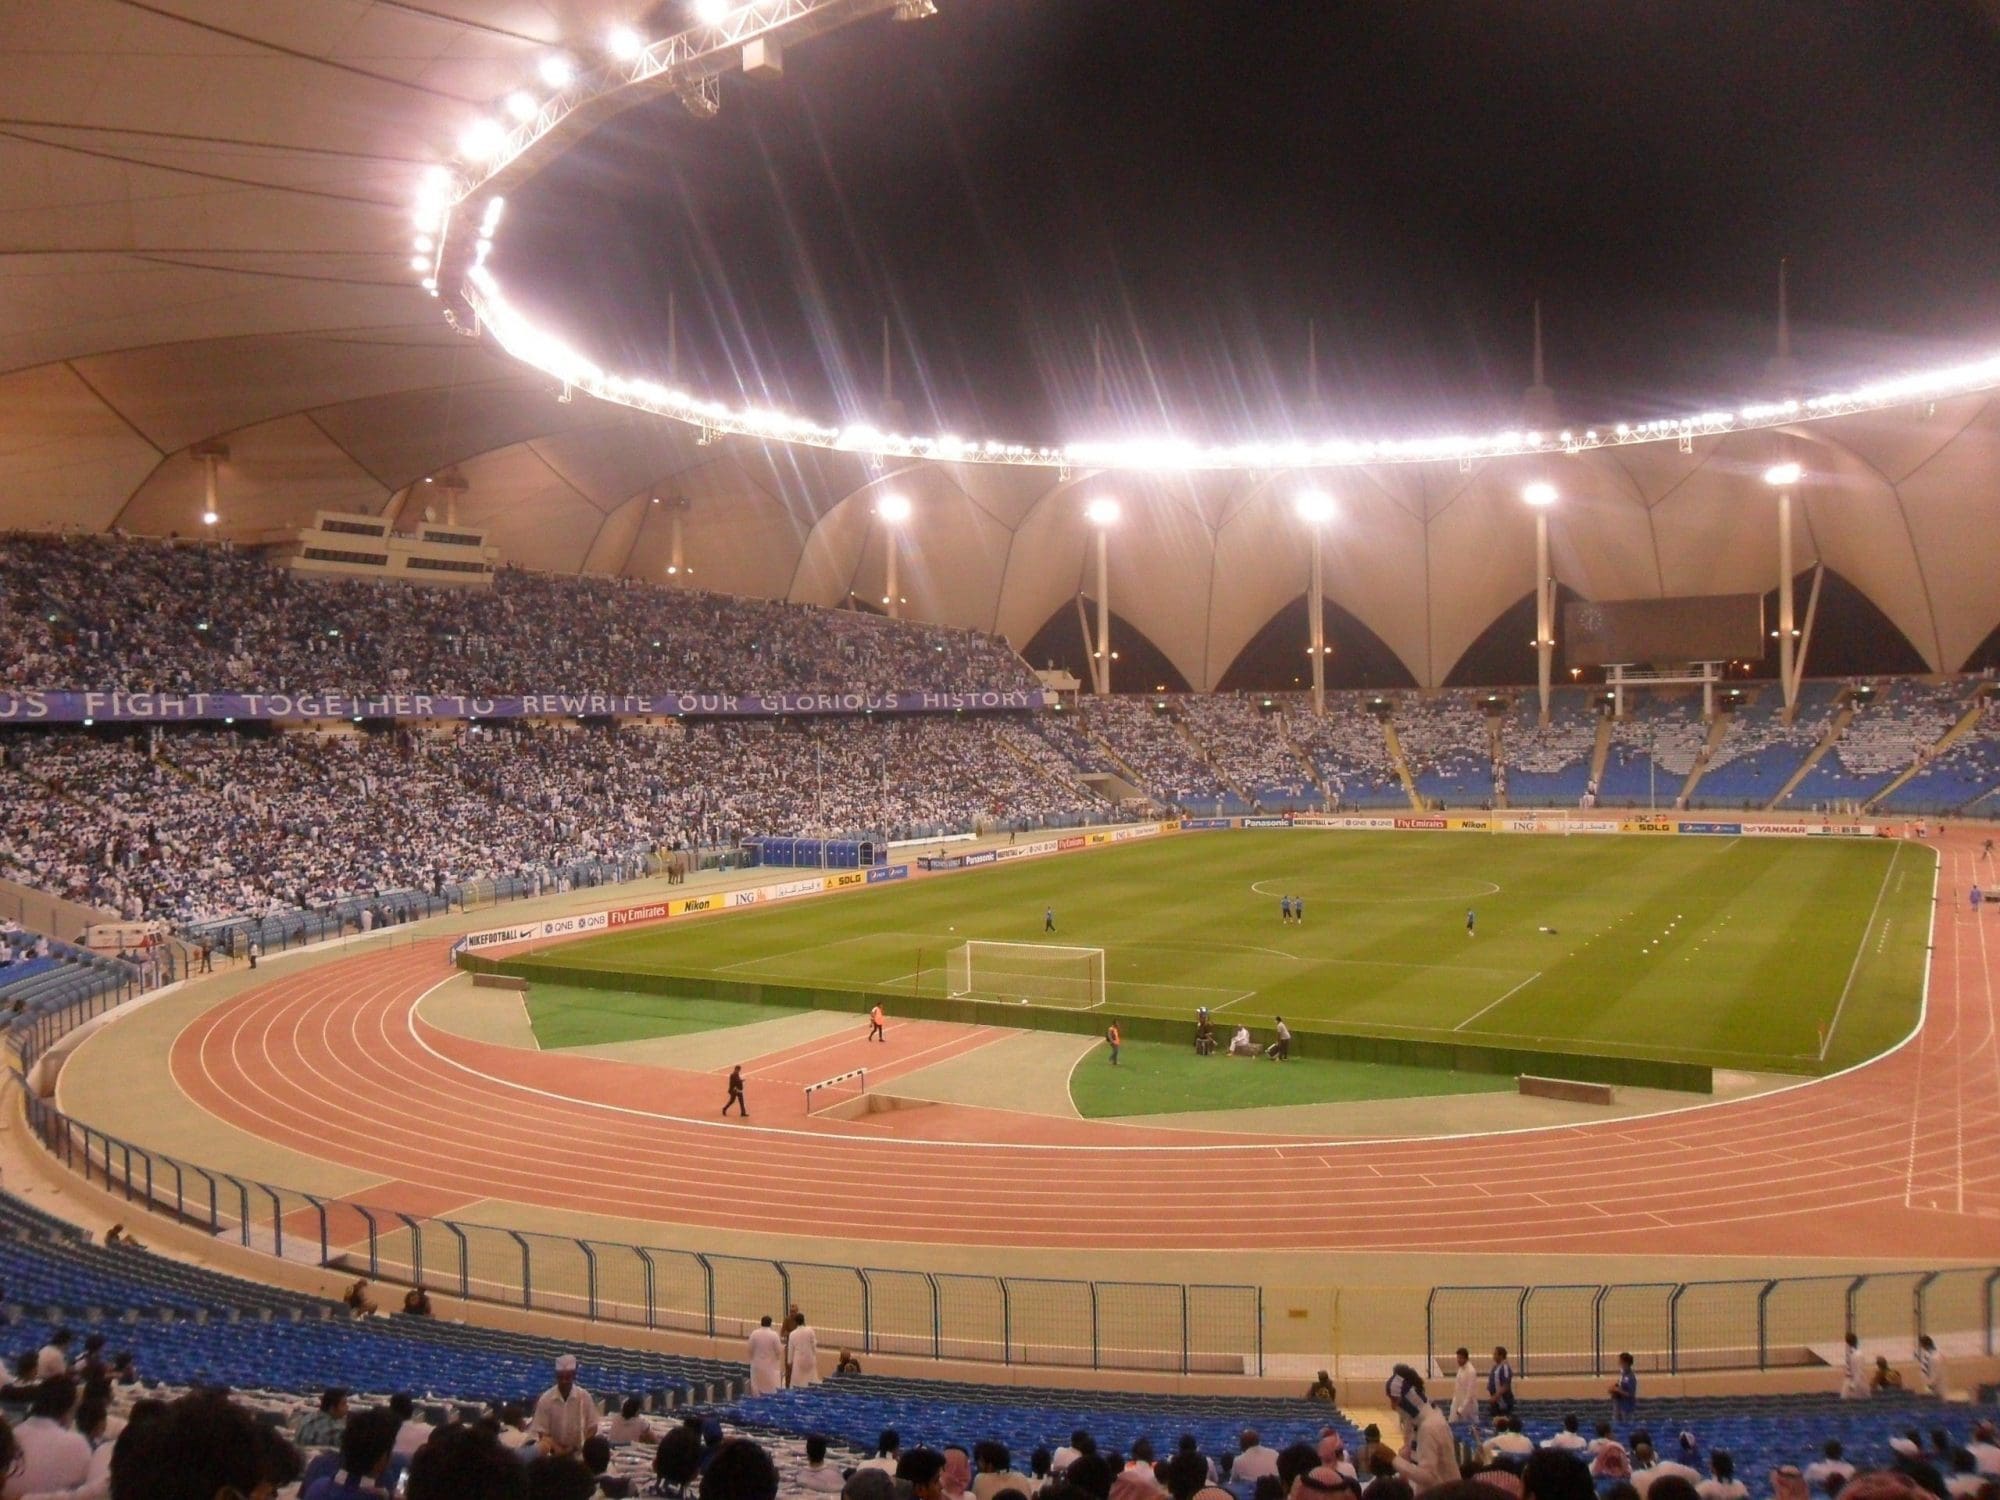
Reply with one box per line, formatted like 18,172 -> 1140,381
0,687 -> 1049,724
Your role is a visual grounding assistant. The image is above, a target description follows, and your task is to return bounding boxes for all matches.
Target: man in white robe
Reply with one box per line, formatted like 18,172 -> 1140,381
747,1315 -> 784,1397
788,1312 -> 822,1388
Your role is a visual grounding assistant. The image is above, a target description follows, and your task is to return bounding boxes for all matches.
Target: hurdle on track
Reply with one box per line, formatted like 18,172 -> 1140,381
803,1067 -> 867,1115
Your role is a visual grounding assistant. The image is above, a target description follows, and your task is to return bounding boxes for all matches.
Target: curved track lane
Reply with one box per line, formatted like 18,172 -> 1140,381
162,838 -> 2000,1255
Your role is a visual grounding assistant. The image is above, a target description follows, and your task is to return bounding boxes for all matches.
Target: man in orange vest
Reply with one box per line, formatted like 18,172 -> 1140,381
1105,1021 -> 1121,1066
868,1003 -> 886,1043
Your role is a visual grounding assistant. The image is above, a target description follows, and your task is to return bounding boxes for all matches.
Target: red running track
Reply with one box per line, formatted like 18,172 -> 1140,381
162,836 -> 2000,1255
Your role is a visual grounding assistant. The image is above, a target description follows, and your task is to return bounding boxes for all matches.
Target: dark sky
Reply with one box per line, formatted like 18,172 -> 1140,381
498,0 -> 2000,446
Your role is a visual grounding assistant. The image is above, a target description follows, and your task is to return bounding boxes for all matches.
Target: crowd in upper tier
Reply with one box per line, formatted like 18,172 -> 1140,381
0,533 -> 1039,698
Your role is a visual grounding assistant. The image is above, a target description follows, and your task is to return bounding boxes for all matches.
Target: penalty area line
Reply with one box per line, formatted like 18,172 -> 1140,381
1453,971 -> 1544,1033
1820,841 -> 1900,1062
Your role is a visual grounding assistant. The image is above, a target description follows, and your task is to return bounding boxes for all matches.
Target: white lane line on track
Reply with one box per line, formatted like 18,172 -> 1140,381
1821,841 -> 1900,1061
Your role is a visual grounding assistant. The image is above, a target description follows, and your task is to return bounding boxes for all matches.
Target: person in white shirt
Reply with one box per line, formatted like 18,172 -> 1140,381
1231,1431 -> 1280,1483
1946,1452 -> 1986,1499
530,1354 -> 600,1458
496,1404 -> 536,1451
1631,1440 -> 1700,1498
10,1377 -> 93,1498
33,1331 -> 72,1381
1544,1416 -> 1588,1452
1484,1418 -> 1534,1460
796,1434 -> 848,1493
787,1312 -> 822,1389
861,1431 -> 903,1474
1916,1334 -> 1949,1398
388,1393 -> 432,1459
1839,1333 -> 1866,1400
1802,1443 -> 1853,1490
1386,1366 -> 1459,1493
747,1316 -> 785,1397
972,1442 -> 1038,1500
601,1396 -> 653,1446
1052,1433 -> 1092,1477
1696,1451 -> 1748,1500
1448,1349 -> 1479,1427
1968,1422 -> 2000,1477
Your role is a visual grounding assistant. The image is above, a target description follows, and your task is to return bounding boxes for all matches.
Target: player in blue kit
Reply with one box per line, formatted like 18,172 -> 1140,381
1466,908 -> 1476,938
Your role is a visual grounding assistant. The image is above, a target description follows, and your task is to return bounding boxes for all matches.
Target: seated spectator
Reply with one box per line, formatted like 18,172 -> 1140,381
13,1374 -> 91,1496
654,1426 -> 704,1497
1872,1356 -> 1904,1392
945,1447 -> 975,1500
692,1442 -> 773,1500
69,1333 -> 107,1386
835,1349 -> 862,1376
1697,1454 -> 1746,1500
34,1329 -> 71,1380
1945,1455 -> 1985,1500
341,1279 -> 376,1318
1969,1425 -> 2000,1478
1052,1434 -> 1092,1477
303,1405 -> 400,1500
1485,1420 -> 1533,1461
845,1472 -> 897,1500
1307,1371 -> 1338,1403
796,1434 -> 846,1493
107,1354 -> 135,1387
389,1393 -> 431,1459
975,1442 -> 1035,1500
1806,1446 -> 1855,1489
526,1453 -> 597,1500
1064,1454 -> 1116,1500
1521,1451 -> 1593,1500
402,1285 -> 434,1317
298,1388 -> 350,1449
600,1397 -> 650,1447
1631,1439 -> 1700,1498
112,1391 -> 300,1500
407,1422 -> 530,1500
1543,1419 -> 1587,1454
1291,1468 -> 1358,1500
496,1404 -> 535,1451
1591,1436 -> 1630,1481
1234,1432 -> 1282,1483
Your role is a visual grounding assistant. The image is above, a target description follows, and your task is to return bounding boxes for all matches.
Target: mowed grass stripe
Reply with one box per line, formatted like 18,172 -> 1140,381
544,833 -> 1926,1073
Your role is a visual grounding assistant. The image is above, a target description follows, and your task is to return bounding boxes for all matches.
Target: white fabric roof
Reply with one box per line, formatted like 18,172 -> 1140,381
2,0 -> 1997,687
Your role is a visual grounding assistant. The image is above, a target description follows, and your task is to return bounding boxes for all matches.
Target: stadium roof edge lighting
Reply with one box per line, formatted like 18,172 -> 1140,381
430,6 -> 2000,473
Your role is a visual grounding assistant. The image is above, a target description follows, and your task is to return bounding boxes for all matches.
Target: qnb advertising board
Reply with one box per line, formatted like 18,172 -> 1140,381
1563,594 -> 1765,667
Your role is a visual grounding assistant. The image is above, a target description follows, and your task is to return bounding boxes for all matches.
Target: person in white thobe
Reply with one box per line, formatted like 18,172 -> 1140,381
1839,1335 -> 1866,1400
788,1315 -> 821,1388
530,1355 -> 600,1457
1448,1350 -> 1479,1426
1916,1335 -> 1949,1397
747,1316 -> 785,1397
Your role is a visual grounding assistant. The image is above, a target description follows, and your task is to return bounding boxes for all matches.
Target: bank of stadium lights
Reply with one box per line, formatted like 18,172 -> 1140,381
1085,498 -> 1120,527
1295,490 -> 1336,525
692,0 -> 733,22
538,55 -> 577,89
1522,481 -> 1558,508
505,91 -> 539,123
1764,462 -> 1803,487
607,25 -> 647,59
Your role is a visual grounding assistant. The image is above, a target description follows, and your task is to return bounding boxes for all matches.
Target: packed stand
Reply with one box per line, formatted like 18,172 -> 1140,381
1600,696 -> 1708,806
1497,691 -> 1600,806
1790,679 -> 1969,807
1174,696 -> 1318,807
0,717 -> 1106,927
1395,694 -> 1496,808
1885,696 -> 2000,813
1697,683 -> 1841,807
1083,698 -> 1228,807
0,532 -> 1041,698
1283,696 -> 1403,808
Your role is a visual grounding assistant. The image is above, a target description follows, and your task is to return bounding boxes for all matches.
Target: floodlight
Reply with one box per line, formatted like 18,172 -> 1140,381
607,26 -> 647,59
1295,490 -> 1336,525
876,493 -> 912,524
1763,462 -> 1802,487
458,118 -> 506,160
538,55 -> 576,89
201,510 -> 219,526
505,91 -> 538,122
1085,498 -> 1120,526
692,0 -> 732,22
1521,481 -> 1558,508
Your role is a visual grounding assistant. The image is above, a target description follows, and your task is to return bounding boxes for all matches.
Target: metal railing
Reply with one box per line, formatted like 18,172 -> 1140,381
18,1091 -> 1263,1376
1426,1274 -> 2000,1376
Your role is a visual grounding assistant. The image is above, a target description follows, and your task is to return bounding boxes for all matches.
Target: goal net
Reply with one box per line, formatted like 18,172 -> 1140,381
945,941 -> 1107,1009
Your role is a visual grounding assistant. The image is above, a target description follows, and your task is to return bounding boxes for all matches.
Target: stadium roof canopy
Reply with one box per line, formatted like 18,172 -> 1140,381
4,0 -> 2000,689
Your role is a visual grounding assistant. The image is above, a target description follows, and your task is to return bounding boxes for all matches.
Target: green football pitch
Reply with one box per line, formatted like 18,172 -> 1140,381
541,832 -> 1932,1074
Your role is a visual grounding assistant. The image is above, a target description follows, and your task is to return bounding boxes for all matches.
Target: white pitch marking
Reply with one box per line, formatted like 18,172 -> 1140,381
1452,971 -> 1545,1032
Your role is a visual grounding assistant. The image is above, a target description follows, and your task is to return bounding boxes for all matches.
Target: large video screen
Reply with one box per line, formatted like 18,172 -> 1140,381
1563,594 -> 1765,667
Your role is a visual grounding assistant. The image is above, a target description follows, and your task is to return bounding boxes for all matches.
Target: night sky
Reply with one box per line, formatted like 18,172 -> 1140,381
499,0 -> 2000,447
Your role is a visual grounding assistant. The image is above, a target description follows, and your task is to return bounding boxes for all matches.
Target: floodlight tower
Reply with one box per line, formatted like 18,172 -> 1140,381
1085,498 -> 1120,694
876,492 -> 911,619
1296,491 -> 1337,715
1523,482 -> 1559,724
663,496 -> 692,580
1765,462 -> 1803,711
192,440 -> 229,527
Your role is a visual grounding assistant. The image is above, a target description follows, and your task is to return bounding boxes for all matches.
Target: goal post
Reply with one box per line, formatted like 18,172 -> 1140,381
945,941 -> 1107,1009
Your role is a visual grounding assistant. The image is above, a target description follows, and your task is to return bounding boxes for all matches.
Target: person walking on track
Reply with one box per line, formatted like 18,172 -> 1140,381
723,1064 -> 748,1118
868,1003 -> 887,1042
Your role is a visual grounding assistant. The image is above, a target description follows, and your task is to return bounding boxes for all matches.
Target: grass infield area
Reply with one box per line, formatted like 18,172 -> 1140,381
531,831 -> 1930,1077
523,983 -> 804,1050
1067,1040 -> 1515,1118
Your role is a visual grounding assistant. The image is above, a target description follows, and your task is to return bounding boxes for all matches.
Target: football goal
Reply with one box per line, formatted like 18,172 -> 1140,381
945,941 -> 1107,1009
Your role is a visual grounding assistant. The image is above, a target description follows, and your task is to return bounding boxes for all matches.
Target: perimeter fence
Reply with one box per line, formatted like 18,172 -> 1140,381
1425,1274 -> 2000,1377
